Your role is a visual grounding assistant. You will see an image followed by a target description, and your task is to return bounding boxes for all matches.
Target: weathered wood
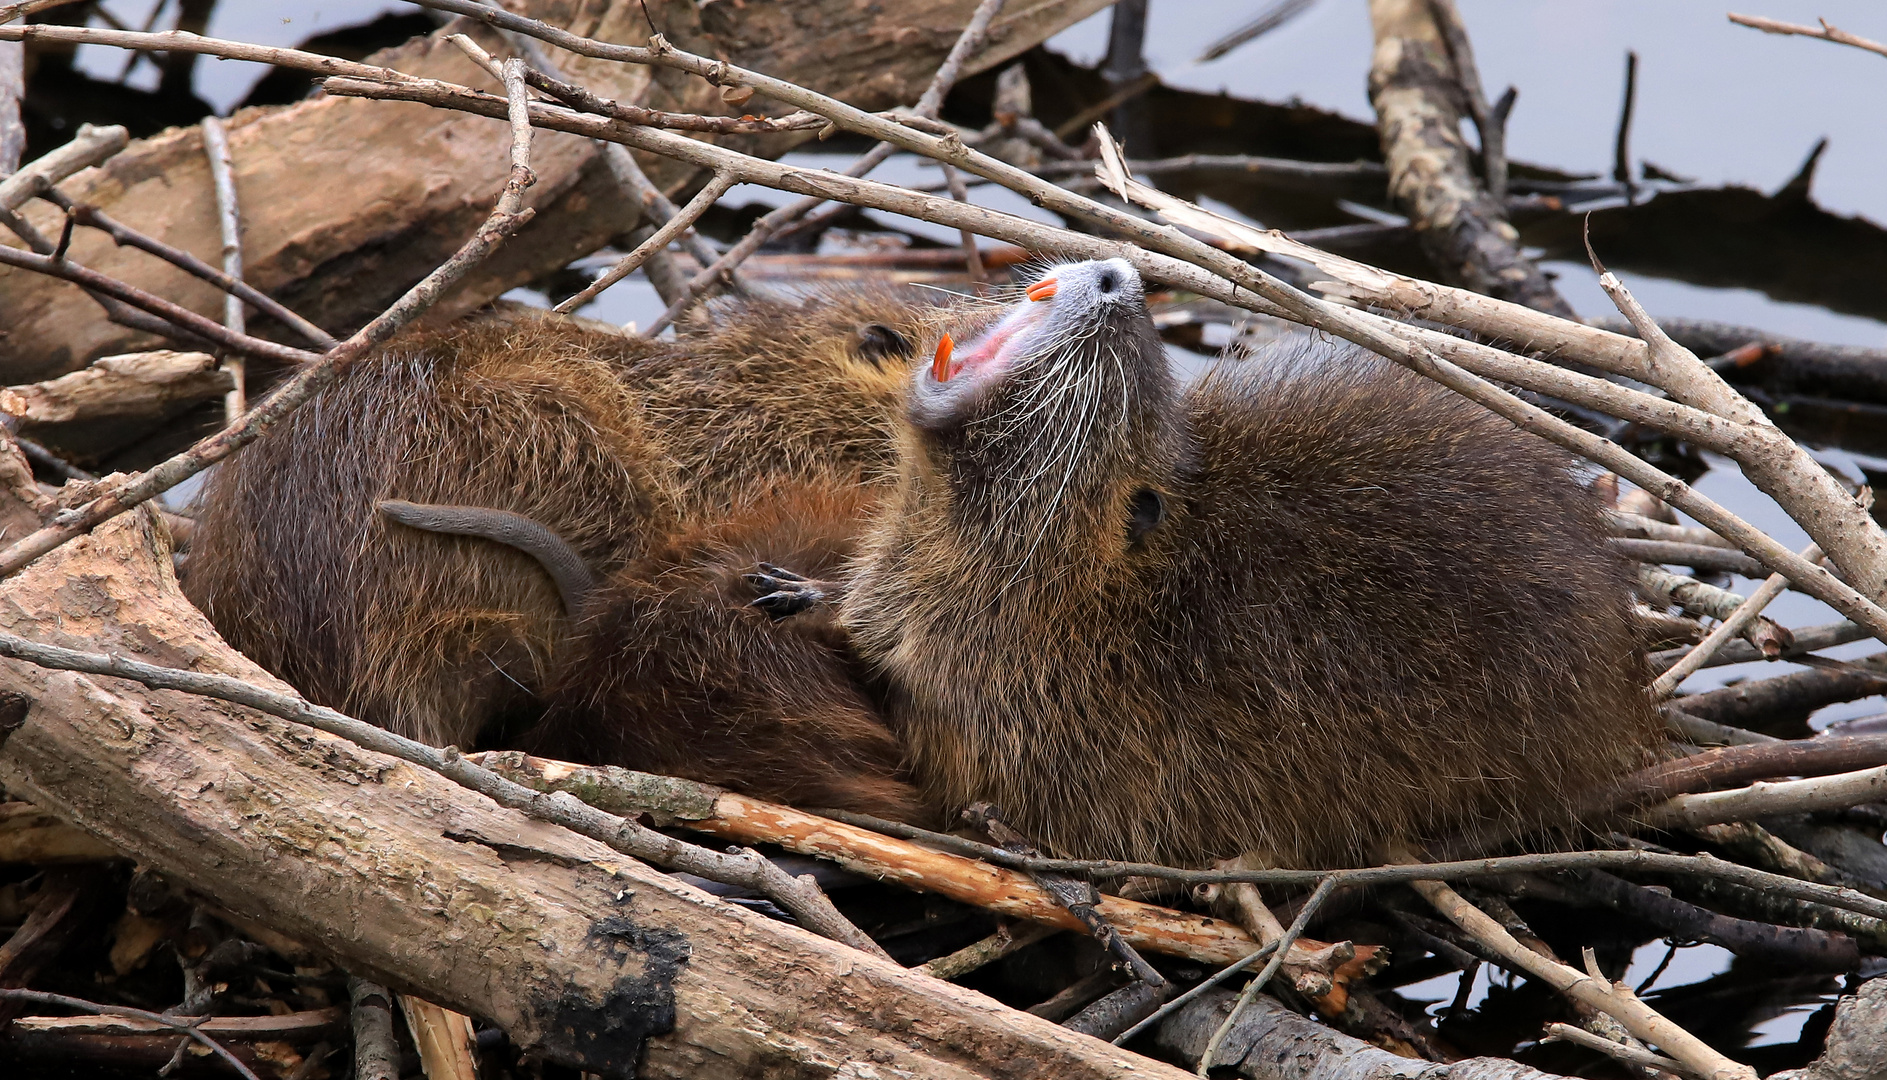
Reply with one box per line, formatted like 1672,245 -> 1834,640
0,510 -> 1186,1080
0,0 -> 1109,381
2,350 -> 226,424
1366,0 -> 1572,316
0,799 -> 119,863
1155,989 -> 1568,1080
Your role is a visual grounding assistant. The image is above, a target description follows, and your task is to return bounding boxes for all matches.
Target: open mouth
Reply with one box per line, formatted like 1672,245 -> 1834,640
931,287 -> 1054,385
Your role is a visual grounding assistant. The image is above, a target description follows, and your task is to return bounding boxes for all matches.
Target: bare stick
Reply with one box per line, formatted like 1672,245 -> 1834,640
1411,878 -> 1755,1080
1728,13 -> 1887,59
1637,567 -> 1791,658
1653,543 -> 1822,696
0,244 -> 322,364
944,164 -> 989,286
1197,877 -> 1339,1076
801,805 -> 1887,921
0,55 -> 541,580
1645,764 -> 1887,829
625,0 -> 1007,333
347,980 -> 399,1080
918,922 -> 1058,980
200,115 -> 246,420
45,192 -> 338,349
468,27 -> 739,292
0,988 -> 262,1080
1543,1023 -> 1692,1077
1112,942 -> 1278,1046
554,172 -> 734,313
0,628 -> 889,959
314,73 -> 1887,637
0,122 -> 126,211
0,23 -> 424,84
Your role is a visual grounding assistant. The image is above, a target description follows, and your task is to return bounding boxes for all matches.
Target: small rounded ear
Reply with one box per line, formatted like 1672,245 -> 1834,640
1127,488 -> 1165,546
856,322 -> 915,366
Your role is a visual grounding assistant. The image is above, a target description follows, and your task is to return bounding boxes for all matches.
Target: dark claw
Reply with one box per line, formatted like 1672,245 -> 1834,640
745,563 -> 828,620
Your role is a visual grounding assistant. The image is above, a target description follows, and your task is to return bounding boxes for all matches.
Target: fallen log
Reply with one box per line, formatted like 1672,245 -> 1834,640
1,350 -> 226,425
0,506 -> 1187,1079
0,0 -> 1108,383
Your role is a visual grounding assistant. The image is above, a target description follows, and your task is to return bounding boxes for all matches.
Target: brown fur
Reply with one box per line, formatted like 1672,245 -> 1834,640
527,480 -> 927,823
841,258 -> 1664,868
186,319 -> 676,748
183,292 -> 935,818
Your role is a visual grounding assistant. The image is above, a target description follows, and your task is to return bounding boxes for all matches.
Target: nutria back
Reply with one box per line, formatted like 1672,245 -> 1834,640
186,319 -> 678,747
843,259 -> 1661,867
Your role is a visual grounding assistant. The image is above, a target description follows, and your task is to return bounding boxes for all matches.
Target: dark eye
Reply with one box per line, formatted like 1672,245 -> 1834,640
856,323 -> 914,366
1097,269 -> 1119,295
1127,488 -> 1164,545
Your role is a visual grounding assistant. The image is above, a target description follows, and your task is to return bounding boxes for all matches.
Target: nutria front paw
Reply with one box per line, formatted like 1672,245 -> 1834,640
745,562 -> 832,619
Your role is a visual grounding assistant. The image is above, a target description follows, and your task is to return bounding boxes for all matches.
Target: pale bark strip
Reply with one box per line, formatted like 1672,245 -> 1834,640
0,37 -> 20,175
474,752 -> 1285,968
0,123 -> 127,211
398,996 -> 479,1080
0,511 -> 1188,1080
199,115 -> 247,420
2,351 -> 227,424
1367,0 -> 1571,315
1154,988 -> 1567,1080
1646,765 -> 1887,829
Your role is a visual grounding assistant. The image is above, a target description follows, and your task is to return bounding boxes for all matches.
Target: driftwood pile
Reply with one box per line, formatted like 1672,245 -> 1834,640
0,1 -> 1884,1078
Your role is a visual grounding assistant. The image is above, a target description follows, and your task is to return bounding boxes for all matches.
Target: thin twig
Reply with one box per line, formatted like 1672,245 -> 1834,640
804,807 -> 1887,920
0,628 -> 890,959
1411,878 -> 1755,1080
0,988 -> 262,1080
0,51 -> 541,580
553,172 -> 734,313
1197,876 -> 1338,1076
1112,942 -> 1278,1046
1653,542 -> 1823,696
199,115 -> 246,420
42,192 -> 337,349
1728,13 -> 1887,59
1543,1022 -> 1693,1077
1427,0 -> 1507,202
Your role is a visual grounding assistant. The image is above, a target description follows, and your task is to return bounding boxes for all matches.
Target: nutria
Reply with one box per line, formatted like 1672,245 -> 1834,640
837,258 -> 1664,868
184,288 -> 941,759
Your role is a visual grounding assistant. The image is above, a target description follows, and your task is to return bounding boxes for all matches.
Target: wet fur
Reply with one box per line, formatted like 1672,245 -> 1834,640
844,297 -> 1663,867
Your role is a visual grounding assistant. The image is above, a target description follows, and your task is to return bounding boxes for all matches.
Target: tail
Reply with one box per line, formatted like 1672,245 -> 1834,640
377,500 -> 596,615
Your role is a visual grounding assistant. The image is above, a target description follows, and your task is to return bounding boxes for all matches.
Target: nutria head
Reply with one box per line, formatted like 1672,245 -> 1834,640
899,258 -> 1182,580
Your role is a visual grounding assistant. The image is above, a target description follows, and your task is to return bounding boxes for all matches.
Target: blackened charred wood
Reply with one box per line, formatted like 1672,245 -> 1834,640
1367,0 -> 1575,316
1589,315 -> 1887,406
1564,869 -> 1858,970
1672,657 -> 1887,735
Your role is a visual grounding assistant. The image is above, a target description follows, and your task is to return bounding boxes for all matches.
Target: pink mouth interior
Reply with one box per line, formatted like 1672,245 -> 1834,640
944,303 -> 1044,382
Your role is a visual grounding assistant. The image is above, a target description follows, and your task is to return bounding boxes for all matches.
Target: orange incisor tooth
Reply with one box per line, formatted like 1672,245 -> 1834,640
932,333 -> 955,381
1026,277 -> 1058,301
